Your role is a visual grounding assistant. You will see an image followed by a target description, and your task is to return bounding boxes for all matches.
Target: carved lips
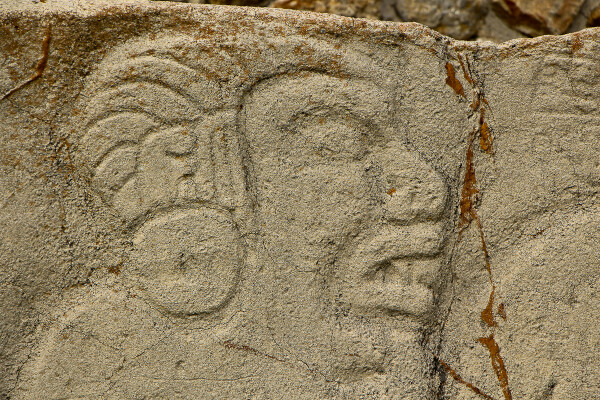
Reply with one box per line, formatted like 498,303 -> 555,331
341,222 -> 446,318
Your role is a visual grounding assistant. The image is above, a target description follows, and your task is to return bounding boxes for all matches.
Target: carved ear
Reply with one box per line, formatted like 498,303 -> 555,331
131,208 -> 243,316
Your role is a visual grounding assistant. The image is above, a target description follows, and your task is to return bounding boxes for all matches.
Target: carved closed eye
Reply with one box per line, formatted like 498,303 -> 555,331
159,127 -> 196,156
282,112 -> 370,162
79,88 -> 209,223
90,123 -> 198,214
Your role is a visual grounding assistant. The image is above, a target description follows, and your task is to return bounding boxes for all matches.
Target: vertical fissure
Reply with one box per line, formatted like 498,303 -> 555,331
443,52 -> 513,400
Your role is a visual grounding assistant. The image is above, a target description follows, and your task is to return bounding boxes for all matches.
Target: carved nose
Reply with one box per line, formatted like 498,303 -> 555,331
376,142 -> 447,224
338,142 -> 449,317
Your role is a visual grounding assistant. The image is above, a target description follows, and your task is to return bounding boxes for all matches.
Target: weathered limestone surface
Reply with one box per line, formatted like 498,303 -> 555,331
1,1 -> 600,398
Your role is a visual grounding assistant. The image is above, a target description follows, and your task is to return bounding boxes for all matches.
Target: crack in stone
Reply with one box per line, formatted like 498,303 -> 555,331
1,24 -> 51,101
445,52 -> 513,400
436,356 -> 497,400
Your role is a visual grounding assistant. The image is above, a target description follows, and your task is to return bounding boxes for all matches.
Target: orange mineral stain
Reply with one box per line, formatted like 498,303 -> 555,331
479,108 -> 494,154
437,357 -> 496,400
446,53 -> 512,400
459,130 -> 479,229
2,25 -> 51,101
458,54 -> 475,85
452,72 -> 512,399
445,62 -> 465,98
481,286 -> 497,327
498,303 -> 507,320
478,334 -> 513,400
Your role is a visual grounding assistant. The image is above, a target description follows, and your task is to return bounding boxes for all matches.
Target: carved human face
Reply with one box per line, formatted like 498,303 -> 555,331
243,74 -> 449,385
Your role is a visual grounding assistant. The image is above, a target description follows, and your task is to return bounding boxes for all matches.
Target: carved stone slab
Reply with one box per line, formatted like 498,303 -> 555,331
1,1 -> 599,399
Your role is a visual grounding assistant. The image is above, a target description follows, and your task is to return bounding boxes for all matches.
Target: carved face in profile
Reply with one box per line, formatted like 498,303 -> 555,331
243,73 -> 450,388
75,34 -> 451,396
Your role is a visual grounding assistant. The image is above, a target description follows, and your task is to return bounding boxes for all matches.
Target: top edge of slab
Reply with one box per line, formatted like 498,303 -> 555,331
1,0 -> 599,55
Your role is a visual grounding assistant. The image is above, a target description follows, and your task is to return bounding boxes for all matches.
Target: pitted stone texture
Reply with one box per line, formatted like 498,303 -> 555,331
1,1 -> 600,399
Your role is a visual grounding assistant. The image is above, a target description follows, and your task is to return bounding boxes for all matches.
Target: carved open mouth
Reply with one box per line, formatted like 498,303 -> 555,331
340,222 -> 446,317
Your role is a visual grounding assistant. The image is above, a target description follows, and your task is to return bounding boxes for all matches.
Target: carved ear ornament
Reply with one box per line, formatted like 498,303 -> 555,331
75,54 -> 246,316
130,207 -> 243,317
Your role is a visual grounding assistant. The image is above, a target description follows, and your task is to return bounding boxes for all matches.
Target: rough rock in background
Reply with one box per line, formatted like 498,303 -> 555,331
165,0 -> 600,40
170,0 -> 380,18
270,0 -> 380,19
381,0 -> 486,39
492,0 -> 586,35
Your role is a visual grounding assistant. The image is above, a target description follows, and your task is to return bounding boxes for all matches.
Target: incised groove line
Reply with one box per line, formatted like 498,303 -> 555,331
221,340 -> 286,363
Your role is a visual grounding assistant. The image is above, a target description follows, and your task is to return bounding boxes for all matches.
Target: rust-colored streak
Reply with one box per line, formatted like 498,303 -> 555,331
481,286 -> 497,327
387,187 -> 396,195
476,214 -> 497,325
37,25 -> 51,73
2,25 -> 51,101
471,95 -> 480,110
478,334 -> 513,400
480,122 -> 493,153
445,62 -> 465,98
456,107 -> 512,397
222,340 -> 285,363
437,357 -> 497,400
459,130 -> 478,229
498,303 -> 507,320
479,108 -> 494,154
571,35 -> 583,53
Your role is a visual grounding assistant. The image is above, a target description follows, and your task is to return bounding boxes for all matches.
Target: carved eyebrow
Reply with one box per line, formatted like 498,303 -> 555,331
246,74 -> 388,123
104,56 -> 218,107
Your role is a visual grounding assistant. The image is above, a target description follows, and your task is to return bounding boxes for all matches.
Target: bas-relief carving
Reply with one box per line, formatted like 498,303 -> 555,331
12,28 -> 599,399
243,73 -> 452,397
13,33 -> 457,399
